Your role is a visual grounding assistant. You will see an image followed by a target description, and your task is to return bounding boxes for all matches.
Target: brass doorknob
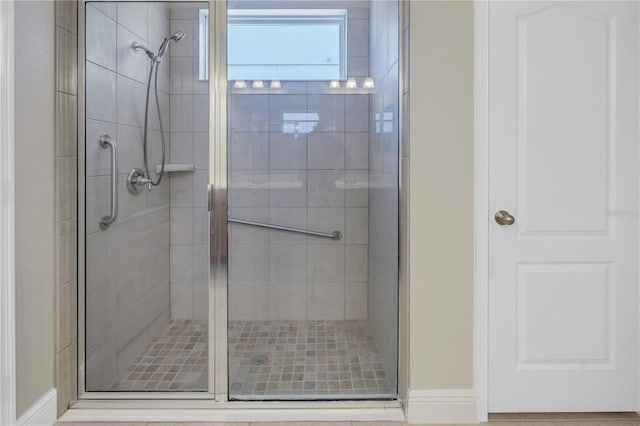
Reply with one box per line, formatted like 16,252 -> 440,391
495,210 -> 515,226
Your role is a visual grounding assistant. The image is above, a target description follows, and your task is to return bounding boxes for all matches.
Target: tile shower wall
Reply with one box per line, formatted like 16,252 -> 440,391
55,0 -> 78,415
84,2 -> 172,389
227,2 -> 371,322
168,3 -> 209,320
368,0 -> 400,386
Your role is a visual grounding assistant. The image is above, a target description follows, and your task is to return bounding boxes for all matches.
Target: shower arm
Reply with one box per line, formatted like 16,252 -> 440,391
131,41 -> 159,62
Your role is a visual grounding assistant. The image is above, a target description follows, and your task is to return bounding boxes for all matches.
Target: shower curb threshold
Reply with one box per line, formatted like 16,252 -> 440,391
58,403 -> 405,423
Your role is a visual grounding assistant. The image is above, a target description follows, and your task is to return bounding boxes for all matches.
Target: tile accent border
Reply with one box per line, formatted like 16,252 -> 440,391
405,389 -> 477,424
54,0 -> 78,418
16,388 -> 57,426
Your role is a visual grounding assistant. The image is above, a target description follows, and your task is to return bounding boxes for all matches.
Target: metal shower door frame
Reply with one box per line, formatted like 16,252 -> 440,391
74,0 -> 407,408
208,0 -> 229,401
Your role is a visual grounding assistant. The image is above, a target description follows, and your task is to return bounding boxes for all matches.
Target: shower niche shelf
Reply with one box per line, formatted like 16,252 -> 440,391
155,163 -> 195,173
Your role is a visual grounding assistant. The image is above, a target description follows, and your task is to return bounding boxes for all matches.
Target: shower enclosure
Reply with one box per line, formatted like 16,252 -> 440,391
81,0 -> 401,401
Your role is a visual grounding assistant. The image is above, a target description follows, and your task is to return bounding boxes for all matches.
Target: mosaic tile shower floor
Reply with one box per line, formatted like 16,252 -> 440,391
111,319 -> 394,397
228,320 -> 394,398
110,319 -> 208,391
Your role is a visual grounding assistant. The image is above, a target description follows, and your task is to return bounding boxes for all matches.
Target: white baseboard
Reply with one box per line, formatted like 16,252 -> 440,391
17,388 -> 57,426
406,389 -> 477,424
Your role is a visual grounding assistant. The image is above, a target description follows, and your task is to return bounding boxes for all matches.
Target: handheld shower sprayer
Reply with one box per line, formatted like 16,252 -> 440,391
130,31 -> 184,64
127,31 -> 186,194
158,31 -> 185,59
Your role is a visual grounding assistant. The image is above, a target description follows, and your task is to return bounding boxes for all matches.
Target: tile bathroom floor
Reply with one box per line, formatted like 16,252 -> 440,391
110,319 -> 393,397
228,320 -> 394,398
110,319 -> 208,391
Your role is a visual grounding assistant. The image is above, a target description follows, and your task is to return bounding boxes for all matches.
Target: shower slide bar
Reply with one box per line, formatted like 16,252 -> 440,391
228,217 -> 342,240
99,134 -> 118,230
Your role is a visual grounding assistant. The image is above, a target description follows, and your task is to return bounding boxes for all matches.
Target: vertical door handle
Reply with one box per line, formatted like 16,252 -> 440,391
208,184 -> 214,212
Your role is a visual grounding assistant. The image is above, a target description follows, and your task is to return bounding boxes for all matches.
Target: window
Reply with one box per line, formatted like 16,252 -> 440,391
199,9 -> 347,81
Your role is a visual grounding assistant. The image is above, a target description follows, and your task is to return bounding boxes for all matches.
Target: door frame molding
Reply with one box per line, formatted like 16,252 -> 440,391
473,0 -> 489,421
0,0 -> 16,424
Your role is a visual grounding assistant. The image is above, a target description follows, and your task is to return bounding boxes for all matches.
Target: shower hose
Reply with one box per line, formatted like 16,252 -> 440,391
142,58 -> 167,187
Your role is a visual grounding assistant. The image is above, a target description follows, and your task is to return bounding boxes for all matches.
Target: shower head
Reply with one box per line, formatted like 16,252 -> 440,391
158,31 -> 185,58
171,31 -> 186,42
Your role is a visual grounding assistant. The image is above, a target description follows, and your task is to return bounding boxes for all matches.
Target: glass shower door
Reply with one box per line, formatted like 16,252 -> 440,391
225,0 -> 400,400
83,1 -> 210,393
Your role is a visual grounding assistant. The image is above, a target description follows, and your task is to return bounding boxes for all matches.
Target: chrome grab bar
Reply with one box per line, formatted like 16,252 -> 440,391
228,217 -> 342,240
99,134 -> 118,230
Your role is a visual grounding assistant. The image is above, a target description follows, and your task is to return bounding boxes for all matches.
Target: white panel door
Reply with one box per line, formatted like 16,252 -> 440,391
488,1 -> 640,412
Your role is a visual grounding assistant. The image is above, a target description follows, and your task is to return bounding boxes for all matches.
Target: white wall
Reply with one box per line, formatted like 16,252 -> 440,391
84,1 -> 172,389
14,0 -> 56,416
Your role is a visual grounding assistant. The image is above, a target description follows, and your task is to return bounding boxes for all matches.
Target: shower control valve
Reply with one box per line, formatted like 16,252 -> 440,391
127,168 -> 151,195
